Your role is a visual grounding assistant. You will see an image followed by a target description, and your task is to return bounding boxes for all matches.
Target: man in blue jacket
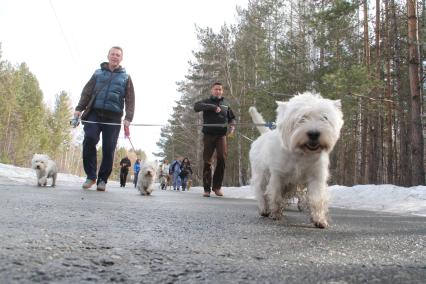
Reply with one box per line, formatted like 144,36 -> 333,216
74,46 -> 135,191
194,82 -> 235,197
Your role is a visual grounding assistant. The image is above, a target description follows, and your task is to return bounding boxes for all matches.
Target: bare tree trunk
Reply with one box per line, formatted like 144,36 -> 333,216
389,0 -> 411,185
366,0 -> 382,184
407,0 -> 425,185
384,0 -> 395,184
361,0 -> 371,183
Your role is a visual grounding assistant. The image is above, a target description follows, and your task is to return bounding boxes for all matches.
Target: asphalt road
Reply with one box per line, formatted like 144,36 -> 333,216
0,181 -> 425,283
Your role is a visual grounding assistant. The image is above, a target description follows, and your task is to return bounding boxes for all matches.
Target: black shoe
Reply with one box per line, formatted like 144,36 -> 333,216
97,180 -> 106,191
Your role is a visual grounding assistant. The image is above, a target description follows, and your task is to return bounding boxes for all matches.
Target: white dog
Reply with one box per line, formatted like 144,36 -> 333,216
31,154 -> 58,187
137,161 -> 158,195
248,92 -> 344,228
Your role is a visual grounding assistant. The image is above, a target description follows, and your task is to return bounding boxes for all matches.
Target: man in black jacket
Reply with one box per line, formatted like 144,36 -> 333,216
194,82 -> 236,197
119,156 -> 132,187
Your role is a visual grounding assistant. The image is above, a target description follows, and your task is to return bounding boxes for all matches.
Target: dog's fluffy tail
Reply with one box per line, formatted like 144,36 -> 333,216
248,107 -> 270,134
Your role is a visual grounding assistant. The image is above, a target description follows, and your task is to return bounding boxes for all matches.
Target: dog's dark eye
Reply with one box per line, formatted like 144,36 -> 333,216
322,115 -> 328,121
299,115 -> 308,123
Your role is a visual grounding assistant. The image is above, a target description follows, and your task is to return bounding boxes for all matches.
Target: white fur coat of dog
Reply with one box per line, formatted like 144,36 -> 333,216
248,92 -> 344,228
137,161 -> 158,195
31,154 -> 58,187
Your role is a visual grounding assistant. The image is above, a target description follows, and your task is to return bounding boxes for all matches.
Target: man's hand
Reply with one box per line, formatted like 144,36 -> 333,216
123,120 -> 131,138
70,111 -> 81,128
215,106 -> 221,113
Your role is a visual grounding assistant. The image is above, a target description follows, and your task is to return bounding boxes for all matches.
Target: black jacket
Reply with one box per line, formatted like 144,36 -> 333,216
179,163 -> 193,178
194,96 -> 236,135
120,157 -> 131,171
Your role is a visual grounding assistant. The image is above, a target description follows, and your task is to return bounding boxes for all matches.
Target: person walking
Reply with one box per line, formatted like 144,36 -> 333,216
119,156 -> 131,187
133,159 -> 141,188
169,157 -> 182,191
73,46 -> 135,191
179,157 -> 193,191
159,159 -> 170,190
194,82 -> 235,197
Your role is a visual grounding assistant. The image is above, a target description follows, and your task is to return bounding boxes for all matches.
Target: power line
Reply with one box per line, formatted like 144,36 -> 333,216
48,0 -> 76,64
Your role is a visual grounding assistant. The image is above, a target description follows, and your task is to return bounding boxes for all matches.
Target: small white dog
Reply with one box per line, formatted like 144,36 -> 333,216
249,92 -> 344,228
31,154 -> 58,187
137,161 -> 158,195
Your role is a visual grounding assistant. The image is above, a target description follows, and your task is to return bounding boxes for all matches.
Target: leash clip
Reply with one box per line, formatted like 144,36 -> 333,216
265,121 -> 276,130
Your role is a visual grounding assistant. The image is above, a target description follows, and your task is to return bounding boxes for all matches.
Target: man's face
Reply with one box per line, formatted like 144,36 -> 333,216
108,48 -> 123,69
211,84 -> 223,98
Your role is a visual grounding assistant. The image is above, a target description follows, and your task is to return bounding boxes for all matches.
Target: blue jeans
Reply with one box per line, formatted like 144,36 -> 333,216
181,175 -> 189,190
172,171 -> 181,190
133,171 -> 139,187
82,112 -> 121,183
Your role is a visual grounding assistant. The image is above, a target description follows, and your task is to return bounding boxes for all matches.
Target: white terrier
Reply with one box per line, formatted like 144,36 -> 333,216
31,154 -> 58,187
248,92 -> 344,228
137,161 -> 158,195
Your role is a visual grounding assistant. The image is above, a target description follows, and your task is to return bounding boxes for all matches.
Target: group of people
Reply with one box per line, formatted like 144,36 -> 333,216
73,46 -> 235,197
119,156 -> 141,188
159,157 -> 193,191
119,156 -> 193,191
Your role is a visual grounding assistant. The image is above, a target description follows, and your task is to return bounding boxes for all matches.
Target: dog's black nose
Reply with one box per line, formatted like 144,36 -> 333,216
307,130 -> 320,140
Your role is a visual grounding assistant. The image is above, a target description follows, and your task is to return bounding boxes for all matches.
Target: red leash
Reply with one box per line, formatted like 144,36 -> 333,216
124,126 -> 136,153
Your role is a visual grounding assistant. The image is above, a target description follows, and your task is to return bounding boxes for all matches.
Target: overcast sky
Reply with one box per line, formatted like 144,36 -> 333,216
0,0 -> 248,160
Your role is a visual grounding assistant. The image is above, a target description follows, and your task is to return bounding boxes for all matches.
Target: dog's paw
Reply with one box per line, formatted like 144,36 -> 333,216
258,207 -> 270,217
39,177 -> 47,187
311,218 -> 329,229
270,210 -> 283,220
314,221 -> 328,229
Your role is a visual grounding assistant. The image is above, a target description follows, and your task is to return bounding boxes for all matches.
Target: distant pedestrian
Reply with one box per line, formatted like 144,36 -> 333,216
169,156 -> 182,191
194,82 -> 235,197
159,159 -> 170,190
133,159 -> 141,188
119,156 -> 131,187
179,157 -> 193,191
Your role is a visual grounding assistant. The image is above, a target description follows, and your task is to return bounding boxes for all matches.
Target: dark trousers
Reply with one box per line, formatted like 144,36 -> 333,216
202,134 -> 227,192
120,168 -> 129,186
82,112 -> 121,183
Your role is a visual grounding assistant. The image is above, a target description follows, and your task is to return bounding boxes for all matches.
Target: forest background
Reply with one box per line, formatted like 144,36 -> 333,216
1,0 -> 425,187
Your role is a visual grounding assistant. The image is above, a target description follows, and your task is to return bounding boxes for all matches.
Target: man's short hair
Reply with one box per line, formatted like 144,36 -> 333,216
212,82 -> 223,88
109,46 -> 123,54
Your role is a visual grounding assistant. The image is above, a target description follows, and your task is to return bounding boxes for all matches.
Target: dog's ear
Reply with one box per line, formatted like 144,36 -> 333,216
333,99 -> 342,110
275,101 -> 288,120
275,101 -> 287,107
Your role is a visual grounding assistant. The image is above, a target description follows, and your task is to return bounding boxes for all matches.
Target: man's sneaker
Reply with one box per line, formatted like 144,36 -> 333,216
213,188 -> 223,196
203,191 -> 210,197
82,179 -> 96,189
97,180 -> 106,191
